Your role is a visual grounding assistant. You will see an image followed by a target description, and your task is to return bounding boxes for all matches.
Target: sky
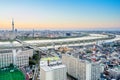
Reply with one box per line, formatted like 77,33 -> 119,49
0,0 -> 120,30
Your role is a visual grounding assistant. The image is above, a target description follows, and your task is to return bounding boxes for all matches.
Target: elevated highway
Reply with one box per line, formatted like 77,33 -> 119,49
0,34 -> 108,47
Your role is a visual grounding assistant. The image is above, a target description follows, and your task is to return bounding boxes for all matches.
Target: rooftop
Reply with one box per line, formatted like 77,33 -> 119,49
41,64 -> 66,72
0,49 -> 12,53
41,57 -> 60,61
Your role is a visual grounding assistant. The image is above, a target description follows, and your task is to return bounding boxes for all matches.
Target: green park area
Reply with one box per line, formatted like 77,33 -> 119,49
0,68 -> 25,80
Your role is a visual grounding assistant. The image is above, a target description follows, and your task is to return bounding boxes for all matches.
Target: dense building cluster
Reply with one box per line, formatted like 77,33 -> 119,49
61,41 -> 120,80
62,51 -> 104,80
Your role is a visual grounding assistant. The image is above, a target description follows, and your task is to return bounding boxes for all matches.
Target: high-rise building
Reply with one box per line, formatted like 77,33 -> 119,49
40,60 -> 67,80
62,54 -> 104,80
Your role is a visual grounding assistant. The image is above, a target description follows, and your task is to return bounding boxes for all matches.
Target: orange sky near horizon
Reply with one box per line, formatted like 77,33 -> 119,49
0,0 -> 120,30
0,20 -> 119,30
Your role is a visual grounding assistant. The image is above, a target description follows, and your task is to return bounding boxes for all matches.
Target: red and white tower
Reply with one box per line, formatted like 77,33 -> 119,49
92,43 -> 96,55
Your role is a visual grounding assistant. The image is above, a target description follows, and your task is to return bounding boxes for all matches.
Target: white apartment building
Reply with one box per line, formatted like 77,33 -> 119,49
0,49 -> 33,68
0,49 -> 13,68
62,54 -> 78,78
40,61 -> 67,80
62,54 -> 104,80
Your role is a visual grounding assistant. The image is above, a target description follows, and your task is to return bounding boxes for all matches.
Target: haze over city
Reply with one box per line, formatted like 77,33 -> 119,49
0,0 -> 120,30
0,0 -> 120,80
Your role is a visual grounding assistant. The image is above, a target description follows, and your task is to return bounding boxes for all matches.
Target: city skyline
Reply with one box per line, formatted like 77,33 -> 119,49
0,0 -> 120,30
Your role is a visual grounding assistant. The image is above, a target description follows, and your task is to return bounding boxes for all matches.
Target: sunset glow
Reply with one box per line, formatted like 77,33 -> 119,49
0,0 -> 120,30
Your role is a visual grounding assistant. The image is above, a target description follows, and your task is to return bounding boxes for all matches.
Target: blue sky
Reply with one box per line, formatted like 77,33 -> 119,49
0,0 -> 120,30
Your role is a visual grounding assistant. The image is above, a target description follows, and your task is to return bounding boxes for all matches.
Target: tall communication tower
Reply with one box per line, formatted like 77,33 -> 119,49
12,19 -> 14,32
